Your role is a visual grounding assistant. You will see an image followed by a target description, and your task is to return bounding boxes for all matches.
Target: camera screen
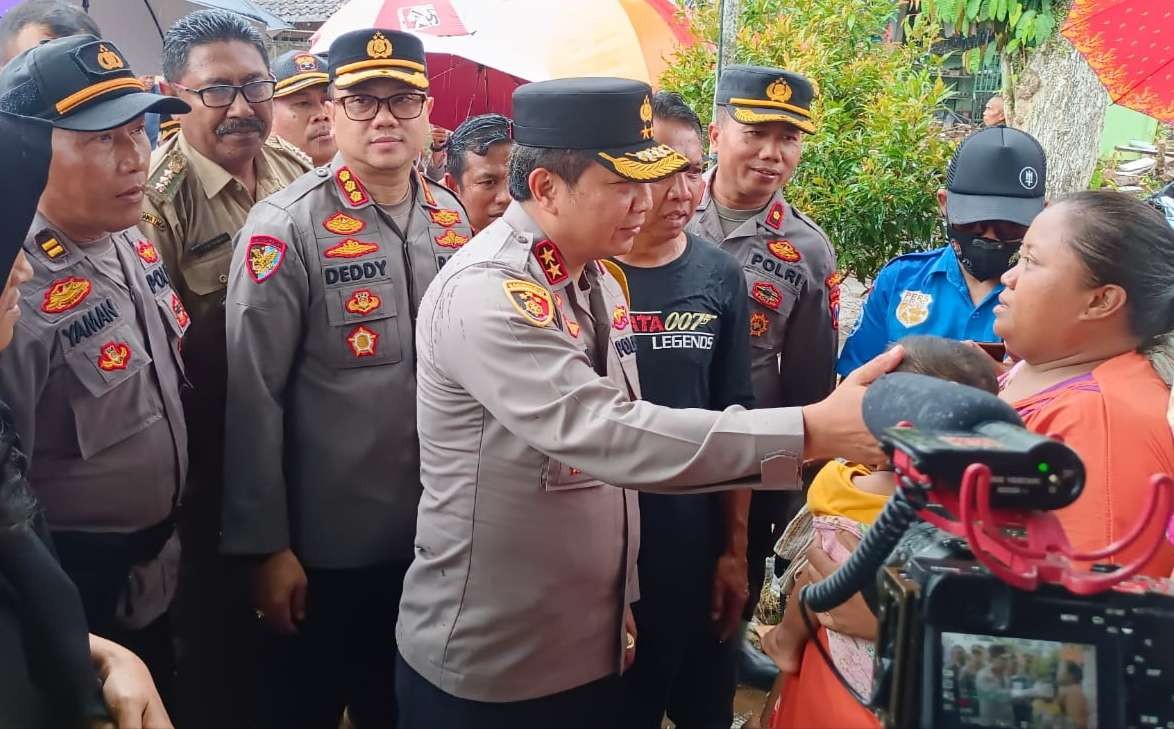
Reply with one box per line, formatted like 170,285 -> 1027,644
939,632 -> 1098,728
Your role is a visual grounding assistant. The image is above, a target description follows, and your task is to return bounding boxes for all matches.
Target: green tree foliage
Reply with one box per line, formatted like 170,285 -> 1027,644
919,0 -> 1061,56
662,0 -> 954,278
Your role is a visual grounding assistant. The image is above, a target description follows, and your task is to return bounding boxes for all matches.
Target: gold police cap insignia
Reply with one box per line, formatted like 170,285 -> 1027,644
294,53 -> 317,72
96,44 -> 124,71
766,78 -> 792,104
367,32 -> 393,59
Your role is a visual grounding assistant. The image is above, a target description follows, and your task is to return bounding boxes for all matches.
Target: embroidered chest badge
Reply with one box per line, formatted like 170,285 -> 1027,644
96,341 -> 132,371
42,276 -> 93,314
323,211 -> 366,235
434,229 -> 469,249
135,239 -> 160,265
344,289 -> 382,315
346,325 -> 379,357
750,312 -> 769,337
429,209 -> 462,227
324,239 -> 379,259
751,281 -> 782,310
767,239 -> 801,263
246,235 -> 287,283
895,290 -> 933,328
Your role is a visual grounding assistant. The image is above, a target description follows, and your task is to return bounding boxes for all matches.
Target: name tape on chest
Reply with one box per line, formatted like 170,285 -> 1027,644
60,298 -> 119,347
324,259 -> 388,286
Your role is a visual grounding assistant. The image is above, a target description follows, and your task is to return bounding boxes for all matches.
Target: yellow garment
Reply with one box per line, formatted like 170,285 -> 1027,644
806,461 -> 890,525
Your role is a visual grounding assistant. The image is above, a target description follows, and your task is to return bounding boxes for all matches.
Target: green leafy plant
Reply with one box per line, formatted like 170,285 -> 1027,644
918,0 -> 1061,57
663,0 -> 955,279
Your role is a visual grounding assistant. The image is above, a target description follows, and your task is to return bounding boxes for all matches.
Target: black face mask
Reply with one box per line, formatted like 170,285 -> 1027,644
948,225 -> 1020,282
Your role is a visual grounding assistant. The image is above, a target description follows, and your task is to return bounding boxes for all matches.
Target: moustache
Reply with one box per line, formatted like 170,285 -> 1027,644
216,118 -> 265,136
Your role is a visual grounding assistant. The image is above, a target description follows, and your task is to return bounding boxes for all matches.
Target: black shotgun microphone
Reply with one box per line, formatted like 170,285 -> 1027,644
863,372 -> 1023,436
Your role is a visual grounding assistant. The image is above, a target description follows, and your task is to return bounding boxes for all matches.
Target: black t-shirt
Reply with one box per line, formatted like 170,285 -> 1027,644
612,234 -> 753,603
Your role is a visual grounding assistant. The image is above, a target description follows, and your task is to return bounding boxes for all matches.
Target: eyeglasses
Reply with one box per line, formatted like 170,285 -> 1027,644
174,80 -> 276,108
336,93 -> 426,122
952,220 -> 1029,243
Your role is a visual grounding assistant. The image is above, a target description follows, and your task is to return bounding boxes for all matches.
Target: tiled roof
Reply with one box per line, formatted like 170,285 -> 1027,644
255,0 -> 345,24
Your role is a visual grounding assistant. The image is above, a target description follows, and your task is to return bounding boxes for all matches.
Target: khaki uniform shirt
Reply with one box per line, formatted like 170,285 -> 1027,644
396,202 -> 806,702
0,215 -> 189,627
688,168 -> 839,408
139,132 -> 311,483
221,159 -> 474,568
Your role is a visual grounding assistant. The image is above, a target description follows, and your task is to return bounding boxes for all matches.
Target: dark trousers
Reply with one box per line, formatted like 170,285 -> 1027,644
258,559 -> 409,729
621,585 -> 738,729
396,653 -> 621,729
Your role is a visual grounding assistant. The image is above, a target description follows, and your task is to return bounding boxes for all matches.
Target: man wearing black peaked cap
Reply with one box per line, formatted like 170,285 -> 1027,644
394,76 -> 905,728
0,34 -> 192,703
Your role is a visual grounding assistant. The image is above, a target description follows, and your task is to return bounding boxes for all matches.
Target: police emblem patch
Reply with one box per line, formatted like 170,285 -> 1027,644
895,290 -> 932,328
750,312 -> 769,337
170,292 -> 190,331
96,341 -> 131,371
429,209 -> 462,227
503,279 -> 554,327
767,239 -> 801,263
324,239 -> 380,259
246,235 -> 287,283
765,202 -> 785,230
95,44 -> 124,71
532,240 -> 568,285
344,289 -> 382,315
135,239 -> 160,265
434,229 -> 469,249
294,53 -> 317,72
612,305 -> 630,331
346,325 -> 379,357
826,273 -> 843,331
323,211 -> 366,235
42,276 -> 93,314
367,31 -> 392,59
335,168 -> 370,206
751,281 -> 782,310
766,78 -> 793,104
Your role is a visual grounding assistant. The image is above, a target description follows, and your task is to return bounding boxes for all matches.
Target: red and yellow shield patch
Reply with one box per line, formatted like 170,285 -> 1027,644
434,229 -> 469,249
42,276 -> 92,314
97,340 -> 131,371
324,239 -> 379,259
135,239 -> 160,265
767,239 -> 801,263
344,288 -> 382,315
429,209 -> 462,227
246,235 -> 287,283
612,305 -> 630,331
750,312 -> 769,337
322,212 -> 366,235
751,281 -> 782,310
170,292 -> 190,331
346,325 -> 379,357
503,279 -> 554,327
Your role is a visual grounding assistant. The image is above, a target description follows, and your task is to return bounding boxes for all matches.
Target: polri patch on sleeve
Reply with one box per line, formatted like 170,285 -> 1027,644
246,235 -> 288,283
503,279 -> 554,327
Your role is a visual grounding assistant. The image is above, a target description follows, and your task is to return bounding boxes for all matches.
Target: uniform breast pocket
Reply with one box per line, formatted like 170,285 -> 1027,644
325,281 -> 403,369
183,245 -> 232,298
64,323 -> 162,459
542,458 -> 606,492
745,273 -> 795,350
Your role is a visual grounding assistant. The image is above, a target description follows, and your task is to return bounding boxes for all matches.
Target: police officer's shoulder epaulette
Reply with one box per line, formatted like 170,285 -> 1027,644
261,164 -> 332,212
789,206 -> 830,239
266,135 -> 313,169
28,228 -> 72,269
147,148 -> 188,203
598,259 -> 630,306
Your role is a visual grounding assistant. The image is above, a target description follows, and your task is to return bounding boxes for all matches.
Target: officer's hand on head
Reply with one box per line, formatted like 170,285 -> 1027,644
251,548 -> 308,635
799,345 -> 905,465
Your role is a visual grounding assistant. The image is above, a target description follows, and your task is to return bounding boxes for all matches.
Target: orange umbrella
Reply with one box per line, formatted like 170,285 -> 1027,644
1062,0 -> 1174,121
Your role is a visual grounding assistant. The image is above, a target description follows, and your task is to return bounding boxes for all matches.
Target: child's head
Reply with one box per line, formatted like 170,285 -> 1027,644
890,335 -> 1000,394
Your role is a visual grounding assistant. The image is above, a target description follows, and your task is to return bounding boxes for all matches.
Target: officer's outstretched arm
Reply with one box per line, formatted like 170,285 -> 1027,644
0,317 -> 51,456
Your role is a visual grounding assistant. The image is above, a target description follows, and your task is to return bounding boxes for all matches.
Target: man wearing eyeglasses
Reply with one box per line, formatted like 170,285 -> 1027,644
220,28 -> 472,729
136,9 -> 312,728
836,127 -> 1047,376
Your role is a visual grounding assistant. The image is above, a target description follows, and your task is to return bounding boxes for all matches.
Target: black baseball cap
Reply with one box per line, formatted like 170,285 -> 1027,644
512,77 -> 688,183
273,50 -> 329,98
716,65 -> 816,133
0,35 -> 189,132
945,127 -> 1047,227
0,110 -> 52,283
329,29 -> 428,90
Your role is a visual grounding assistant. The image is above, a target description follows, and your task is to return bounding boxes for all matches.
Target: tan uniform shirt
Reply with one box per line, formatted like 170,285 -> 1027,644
396,202 -> 807,702
221,160 -> 474,568
688,168 -> 839,408
0,215 -> 189,627
139,132 -> 311,483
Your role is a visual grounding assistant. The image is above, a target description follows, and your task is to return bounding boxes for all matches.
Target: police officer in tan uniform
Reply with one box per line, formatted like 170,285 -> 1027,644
687,67 -> 840,656
395,76 -> 903,728
0,34 -> 190,701
221,29 -> 473,729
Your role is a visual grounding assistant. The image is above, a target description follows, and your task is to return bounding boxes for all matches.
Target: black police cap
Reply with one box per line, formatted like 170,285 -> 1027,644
0,35 -> 188,132
511,77 -> 688,183
329,29 -> 428,91
0,111 -> 51,284
716,65 -> 816,133
274,50 -> 329,98
946,127 -> 1047,227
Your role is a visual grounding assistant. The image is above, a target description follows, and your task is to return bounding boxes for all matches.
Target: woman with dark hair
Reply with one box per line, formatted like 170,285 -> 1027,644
0,109 -> 170,728
997,189 -> 1174,577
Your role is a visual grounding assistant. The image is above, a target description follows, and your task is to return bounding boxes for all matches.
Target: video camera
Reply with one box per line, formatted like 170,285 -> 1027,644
797,373 -> 1174,729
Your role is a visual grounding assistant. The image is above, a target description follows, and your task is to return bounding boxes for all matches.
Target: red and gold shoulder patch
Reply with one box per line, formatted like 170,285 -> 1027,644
532,239 -> 568,286
765,202 -> 785,230
612,304 -> 630,331
429,208 -> 462,227
346,325 -> 379,357
323,211 -> 366,235
419,175 -> 439,207
97,340 -> 131,371
135,239 -> 160,265
750,312 -> 769,337
826,272 -> 844,330
434,229 -> 469,249
767,239 -> 801,263
336,167 -> 370,206
751,281 -> 782,311
503,279 -> 554,327
246,235 -> 287,283
42,276 -> 92,314
170,292 -> 190,331
324,239 -> 379,259
344,288 -> 382,315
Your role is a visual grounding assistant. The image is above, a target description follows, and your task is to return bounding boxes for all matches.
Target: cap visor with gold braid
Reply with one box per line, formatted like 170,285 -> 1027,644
720,65 -> 816,134
329,29 -> 429,91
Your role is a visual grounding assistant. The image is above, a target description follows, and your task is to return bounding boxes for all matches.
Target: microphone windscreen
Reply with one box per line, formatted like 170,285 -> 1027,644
862,372 -> 1023,439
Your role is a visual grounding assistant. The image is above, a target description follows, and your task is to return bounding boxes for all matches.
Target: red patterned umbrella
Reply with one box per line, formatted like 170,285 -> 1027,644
1062,0 -> 1174,121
